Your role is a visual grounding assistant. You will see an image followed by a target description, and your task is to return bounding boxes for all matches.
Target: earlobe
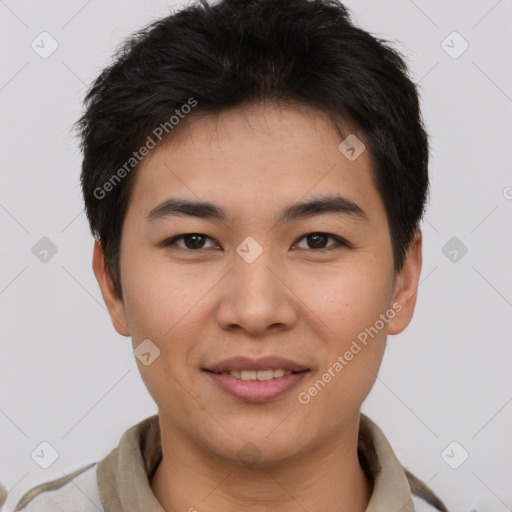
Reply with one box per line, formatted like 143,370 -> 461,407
92,238 -> 130,337
387,230 -> 423,336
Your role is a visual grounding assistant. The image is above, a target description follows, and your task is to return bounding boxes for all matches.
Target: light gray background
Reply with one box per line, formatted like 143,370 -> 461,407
1,1 -> 511,511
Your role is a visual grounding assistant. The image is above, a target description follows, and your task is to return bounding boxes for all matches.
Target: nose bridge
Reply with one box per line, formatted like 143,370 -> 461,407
234,245 -> 281,310
236,247 -> 277,297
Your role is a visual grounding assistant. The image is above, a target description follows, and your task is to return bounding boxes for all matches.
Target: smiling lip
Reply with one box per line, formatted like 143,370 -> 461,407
203,356 -> 310,402
205,370 -> 309,402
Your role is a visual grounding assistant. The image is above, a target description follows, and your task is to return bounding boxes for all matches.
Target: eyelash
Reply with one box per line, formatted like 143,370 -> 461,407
161,232 -> 351,252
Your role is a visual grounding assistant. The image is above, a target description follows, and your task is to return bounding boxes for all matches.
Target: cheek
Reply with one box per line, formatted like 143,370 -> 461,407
295,270 -> 391,426
121,246 -> 204,340
328,267 -> 392,384
302,260 -> 394,340
121,251 -> 212,390
296,260 -> 392,397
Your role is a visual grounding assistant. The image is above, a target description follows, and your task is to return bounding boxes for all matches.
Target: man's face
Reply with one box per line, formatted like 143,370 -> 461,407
94,103 -> 421,465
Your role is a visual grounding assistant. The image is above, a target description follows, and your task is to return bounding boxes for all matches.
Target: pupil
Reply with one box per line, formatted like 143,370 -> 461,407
186,235 -> 204,249
309,234 -> 326,249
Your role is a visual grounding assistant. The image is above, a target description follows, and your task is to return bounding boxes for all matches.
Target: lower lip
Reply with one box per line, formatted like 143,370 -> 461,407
205,371 -> 309,402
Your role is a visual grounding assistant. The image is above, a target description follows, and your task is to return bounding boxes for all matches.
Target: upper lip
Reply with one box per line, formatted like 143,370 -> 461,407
204,356 -> 309,373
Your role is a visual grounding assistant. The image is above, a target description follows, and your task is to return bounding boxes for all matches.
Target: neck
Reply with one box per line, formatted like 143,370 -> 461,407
150,415 -> 372,512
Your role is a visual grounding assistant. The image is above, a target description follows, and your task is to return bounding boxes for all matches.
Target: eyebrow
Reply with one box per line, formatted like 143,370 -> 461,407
146,194 -> 368,225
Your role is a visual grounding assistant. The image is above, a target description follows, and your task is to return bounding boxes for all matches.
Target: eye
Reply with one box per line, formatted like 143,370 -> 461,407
162,232 -> 350,252
162,233 -> 219,250
293,232 -> 349,251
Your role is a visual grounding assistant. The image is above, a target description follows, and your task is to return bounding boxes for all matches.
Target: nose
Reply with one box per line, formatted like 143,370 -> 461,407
215,250 -> 299,337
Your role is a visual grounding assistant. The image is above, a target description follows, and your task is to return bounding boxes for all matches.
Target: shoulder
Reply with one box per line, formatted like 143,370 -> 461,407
407,468 -> 449,512
13,462 -> 102,512
0,482 -> 7,511
413,495 -> 447,512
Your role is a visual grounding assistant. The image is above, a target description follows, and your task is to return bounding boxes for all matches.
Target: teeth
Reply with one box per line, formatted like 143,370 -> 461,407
255,369 -> 274,381
241,370 -> 257,380
218,369 -> 295,380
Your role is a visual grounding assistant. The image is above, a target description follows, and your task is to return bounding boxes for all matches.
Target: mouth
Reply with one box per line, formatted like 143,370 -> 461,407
203,355 -> 310,402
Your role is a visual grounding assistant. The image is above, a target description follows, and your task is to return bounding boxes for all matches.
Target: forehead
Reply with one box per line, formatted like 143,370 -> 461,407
126,103 -> 386,228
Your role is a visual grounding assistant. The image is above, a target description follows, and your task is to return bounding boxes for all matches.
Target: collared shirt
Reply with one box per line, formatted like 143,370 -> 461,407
11,413 -> 447,512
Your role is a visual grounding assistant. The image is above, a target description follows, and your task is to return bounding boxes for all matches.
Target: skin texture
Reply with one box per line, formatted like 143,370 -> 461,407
93,102 -> 422,512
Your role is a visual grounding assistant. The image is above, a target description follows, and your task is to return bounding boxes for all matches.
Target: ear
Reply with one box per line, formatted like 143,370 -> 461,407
92,238 -> 130,337
387,229 -> 423,335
